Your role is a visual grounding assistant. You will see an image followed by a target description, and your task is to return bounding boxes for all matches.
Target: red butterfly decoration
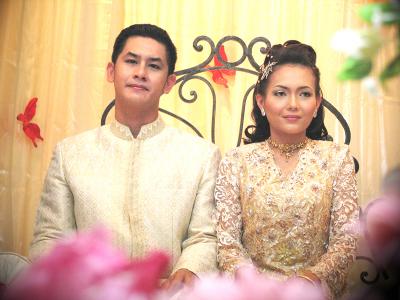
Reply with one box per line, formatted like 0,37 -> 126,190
208,45 -> 236,88
16,97 -> 44,147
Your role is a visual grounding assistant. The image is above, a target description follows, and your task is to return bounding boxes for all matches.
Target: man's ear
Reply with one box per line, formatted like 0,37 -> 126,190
106,62 -> 115,83
255,94 -> 265,112
163,74 -> 176,94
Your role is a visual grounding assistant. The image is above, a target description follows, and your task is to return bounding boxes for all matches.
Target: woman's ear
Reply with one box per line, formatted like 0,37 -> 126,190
255,94 -> 265,112
316,94 -> 322,110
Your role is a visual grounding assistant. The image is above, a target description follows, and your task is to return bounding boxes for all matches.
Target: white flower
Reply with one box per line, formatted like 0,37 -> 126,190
361,76 -> 382,97
372,7 -> 385,27
371,6 -> 399,28
331,29 -> 366,58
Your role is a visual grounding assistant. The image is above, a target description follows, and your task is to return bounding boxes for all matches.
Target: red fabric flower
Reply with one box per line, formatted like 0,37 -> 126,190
208,45 -> 235,88
214,45 -> 236,76
209,68 -> 229,88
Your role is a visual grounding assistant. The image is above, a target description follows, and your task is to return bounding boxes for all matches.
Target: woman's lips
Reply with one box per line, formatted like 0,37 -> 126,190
283,115 -> 301,121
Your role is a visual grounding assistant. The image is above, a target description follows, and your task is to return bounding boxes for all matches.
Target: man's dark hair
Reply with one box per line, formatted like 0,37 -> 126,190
112,24 -> 177,75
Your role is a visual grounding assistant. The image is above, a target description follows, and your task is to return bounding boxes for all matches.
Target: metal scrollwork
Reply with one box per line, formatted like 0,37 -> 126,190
101,35 -> 270,143
356,256 -> 389,285
165,35 -> 271,142
322,99 -> 351,144
177,75 -> 217,143
215,36 -> 248,67
237,84 -> 256,146
101,35 -> 353,157
175,36 -> 215,77
101,99 -> 115,126
248,37 -> 271,70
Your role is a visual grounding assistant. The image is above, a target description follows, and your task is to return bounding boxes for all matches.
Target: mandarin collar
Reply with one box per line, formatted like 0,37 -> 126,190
110,116 -> 165,141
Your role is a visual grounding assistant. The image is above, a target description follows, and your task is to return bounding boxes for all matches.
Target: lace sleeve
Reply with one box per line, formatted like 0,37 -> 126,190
215,151 -> 253,274
308,149 -> 359,298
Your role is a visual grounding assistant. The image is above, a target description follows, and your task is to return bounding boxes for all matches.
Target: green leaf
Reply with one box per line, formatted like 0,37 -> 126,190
359,4 -> 379,23
380,54 -> 400,81
338,57 -> 372,81
359,3 -> 400,25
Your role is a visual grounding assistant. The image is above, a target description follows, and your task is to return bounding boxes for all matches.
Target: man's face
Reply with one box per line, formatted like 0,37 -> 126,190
107,36 -> 176,114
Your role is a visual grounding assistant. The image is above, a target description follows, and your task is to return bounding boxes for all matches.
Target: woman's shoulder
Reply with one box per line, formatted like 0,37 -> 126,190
224,141 -> 266,158
220,142 -> 267,169
311,139 -> 349,154
310,139 -> 351,167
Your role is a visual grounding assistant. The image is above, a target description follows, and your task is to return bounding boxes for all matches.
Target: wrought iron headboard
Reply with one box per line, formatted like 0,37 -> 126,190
101,36 -> 352,146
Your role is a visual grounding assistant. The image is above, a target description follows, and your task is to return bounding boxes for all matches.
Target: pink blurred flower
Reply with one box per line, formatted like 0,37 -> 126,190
4,227 -> 170,300
363,196 -> 400,266
180,267 -> 324,300
3,227 -> 327,300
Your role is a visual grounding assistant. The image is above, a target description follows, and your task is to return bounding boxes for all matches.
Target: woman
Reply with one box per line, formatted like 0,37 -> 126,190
215,41 -> 359,299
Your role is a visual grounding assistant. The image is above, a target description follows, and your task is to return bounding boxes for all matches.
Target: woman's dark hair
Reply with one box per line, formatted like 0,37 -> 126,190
244,40 -> 329,144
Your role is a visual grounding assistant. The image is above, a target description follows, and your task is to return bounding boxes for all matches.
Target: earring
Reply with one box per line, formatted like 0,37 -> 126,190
261,107 -> 266,116
313,110 -> 317,118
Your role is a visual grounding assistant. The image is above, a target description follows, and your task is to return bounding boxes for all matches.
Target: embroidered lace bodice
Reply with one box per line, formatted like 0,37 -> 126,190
215,140 -> 359,298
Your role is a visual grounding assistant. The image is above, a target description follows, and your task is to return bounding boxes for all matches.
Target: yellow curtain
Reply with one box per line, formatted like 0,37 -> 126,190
0,0 -> 399,255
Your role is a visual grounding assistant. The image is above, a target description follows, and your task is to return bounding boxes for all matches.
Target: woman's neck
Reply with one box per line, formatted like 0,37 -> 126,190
269,132 -> 307,144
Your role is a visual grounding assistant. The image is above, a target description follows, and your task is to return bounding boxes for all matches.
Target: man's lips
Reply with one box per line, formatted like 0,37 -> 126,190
126,84 -> 149,91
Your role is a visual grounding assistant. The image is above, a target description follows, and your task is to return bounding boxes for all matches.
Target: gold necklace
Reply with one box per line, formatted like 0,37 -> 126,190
267,137 -> 309,162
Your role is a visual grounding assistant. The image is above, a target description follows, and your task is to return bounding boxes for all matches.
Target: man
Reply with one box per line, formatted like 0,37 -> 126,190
30,24 -> 220,289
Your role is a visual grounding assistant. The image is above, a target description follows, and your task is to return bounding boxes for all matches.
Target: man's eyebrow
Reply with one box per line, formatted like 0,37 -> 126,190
126,52 -> 163,63
149,57 -> 163,63
126,52 -> 138,58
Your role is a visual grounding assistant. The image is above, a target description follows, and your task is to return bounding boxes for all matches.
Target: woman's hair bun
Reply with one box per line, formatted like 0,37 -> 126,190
283,40 -> 317,65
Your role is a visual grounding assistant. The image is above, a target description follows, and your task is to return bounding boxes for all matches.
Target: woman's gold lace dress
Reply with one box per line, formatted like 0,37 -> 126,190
215,140 -> 359,298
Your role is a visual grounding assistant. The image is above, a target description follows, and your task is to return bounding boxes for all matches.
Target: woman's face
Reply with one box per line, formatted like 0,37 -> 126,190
256,64 -> 321,143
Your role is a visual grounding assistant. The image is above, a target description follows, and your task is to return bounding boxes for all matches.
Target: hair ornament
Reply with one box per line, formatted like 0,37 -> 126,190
258,59 -> 278,83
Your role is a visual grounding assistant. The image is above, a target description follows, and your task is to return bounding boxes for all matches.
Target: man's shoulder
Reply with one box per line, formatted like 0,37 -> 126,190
57,126 -> 108,148
162,125 -> 219,152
